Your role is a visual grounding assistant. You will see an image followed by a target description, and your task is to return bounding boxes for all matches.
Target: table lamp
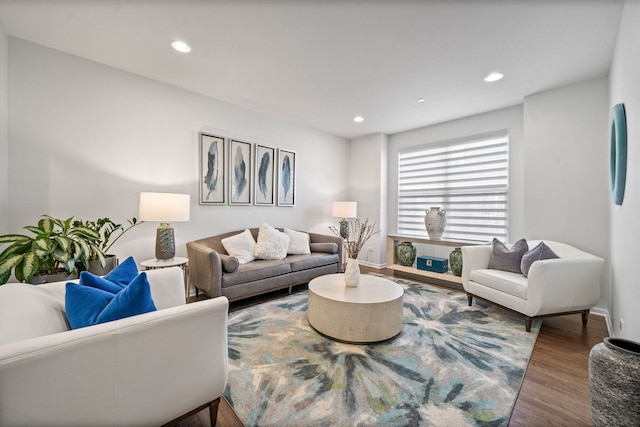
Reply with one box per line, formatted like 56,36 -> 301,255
139,192 -> 191,260
332,201 -> 357,239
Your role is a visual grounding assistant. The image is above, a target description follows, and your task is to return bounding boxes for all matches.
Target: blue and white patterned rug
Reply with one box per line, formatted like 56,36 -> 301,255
224,275 -> 540,426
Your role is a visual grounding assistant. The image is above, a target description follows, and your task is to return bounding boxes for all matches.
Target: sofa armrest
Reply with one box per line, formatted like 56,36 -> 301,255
461,245 -> 492,289
0,296 -> 229,426
187,241 -> 224,298
526,255 -> 604,315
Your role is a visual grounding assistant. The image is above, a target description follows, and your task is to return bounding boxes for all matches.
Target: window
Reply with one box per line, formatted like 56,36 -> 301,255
397,130 -> 509,242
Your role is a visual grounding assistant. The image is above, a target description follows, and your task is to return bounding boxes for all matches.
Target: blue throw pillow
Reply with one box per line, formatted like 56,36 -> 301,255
65,284 -> 117,330
65,269 -> 157,330
78,271 -> 123,294
95,272 -> 157,325
103,256 -> 138,287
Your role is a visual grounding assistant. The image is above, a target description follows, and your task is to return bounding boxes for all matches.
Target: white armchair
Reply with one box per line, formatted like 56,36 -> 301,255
462,240 -> 604,332
0,267 -> 229,426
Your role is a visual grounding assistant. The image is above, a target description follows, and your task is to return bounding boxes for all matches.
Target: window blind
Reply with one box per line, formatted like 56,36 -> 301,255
397,130 -> 509,243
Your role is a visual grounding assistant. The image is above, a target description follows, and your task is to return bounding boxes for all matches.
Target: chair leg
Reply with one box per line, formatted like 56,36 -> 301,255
209,397 -> 220,427
525,317 -> 532,332
466,293 -> 473,306
582,309 -> 590,326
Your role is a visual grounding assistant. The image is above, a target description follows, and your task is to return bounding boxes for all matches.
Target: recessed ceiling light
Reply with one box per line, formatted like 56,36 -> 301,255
353,116 -> 364,123
484,72 -> 504,82
171,40 -> 191,53
417,98 -> 425,103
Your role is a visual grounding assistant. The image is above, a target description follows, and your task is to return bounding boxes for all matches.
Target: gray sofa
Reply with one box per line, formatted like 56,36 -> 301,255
187,228 -> 342,301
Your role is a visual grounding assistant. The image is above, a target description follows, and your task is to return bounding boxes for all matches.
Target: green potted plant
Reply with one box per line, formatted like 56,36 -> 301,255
0,215 -> 103,284
73,217 -> 141,275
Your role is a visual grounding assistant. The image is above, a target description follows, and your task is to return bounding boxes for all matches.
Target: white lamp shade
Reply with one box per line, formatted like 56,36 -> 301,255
139,192 -> 191,222
332,201 -> 357,218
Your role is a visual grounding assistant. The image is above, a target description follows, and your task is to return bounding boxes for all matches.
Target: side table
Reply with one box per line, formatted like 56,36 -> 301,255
140,257 -> 190,300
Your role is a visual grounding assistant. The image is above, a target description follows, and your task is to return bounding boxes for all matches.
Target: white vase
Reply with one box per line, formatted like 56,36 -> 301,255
425,206 -> 446,240
344,258 -> 360,287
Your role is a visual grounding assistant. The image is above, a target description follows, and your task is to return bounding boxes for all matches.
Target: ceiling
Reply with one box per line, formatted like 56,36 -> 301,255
0,0 -> 625,140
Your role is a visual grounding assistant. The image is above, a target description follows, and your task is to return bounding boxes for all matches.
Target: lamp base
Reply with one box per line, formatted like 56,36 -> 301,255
155,223 -> 175,260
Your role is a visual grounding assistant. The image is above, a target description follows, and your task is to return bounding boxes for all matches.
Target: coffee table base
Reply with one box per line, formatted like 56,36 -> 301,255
308,274 -> 404,343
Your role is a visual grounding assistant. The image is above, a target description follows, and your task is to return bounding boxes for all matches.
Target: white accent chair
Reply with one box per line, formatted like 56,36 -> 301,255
0,267 -> 229,426
462,240 -> 604,332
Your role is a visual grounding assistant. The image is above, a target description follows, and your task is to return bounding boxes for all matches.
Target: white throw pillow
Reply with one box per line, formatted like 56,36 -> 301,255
221,229 -> 256,264
284,228 -> 311,255
254,223 -> 290,260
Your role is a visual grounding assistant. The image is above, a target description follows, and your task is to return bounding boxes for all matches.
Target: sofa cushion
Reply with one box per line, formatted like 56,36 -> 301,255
221,229 -> 256,264
65,272 -> 157,329
221,260 -> 291,288
0,283 -> 70,345
469,269 -> 529,300
288,253 -> 341,272
284,228 -> 311,255
487,238 -> 529,273
520,241 -> 559,277
310,242 -> 339,254
254,223 -> 290,260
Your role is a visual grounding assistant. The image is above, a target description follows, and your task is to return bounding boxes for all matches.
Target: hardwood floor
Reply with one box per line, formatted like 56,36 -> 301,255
199,267 -> 609,427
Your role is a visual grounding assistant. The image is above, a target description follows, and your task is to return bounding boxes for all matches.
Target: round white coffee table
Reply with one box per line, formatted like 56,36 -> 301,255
308,273 -> 404,343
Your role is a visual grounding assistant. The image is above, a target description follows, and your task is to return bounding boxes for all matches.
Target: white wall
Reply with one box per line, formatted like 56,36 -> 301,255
0,23 -> 8,234
388,106 -> 525,259
7,38 -> 349,264
609,0 -> 640,340
523,79 -> 610,314
349,133 -> 388,266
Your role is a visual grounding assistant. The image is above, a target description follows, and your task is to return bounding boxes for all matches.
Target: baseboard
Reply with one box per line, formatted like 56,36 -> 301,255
590,307 -> 613,337
358,260 -> 385,269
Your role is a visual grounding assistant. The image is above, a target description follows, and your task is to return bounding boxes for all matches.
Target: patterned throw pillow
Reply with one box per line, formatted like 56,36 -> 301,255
487,238 -> 529,273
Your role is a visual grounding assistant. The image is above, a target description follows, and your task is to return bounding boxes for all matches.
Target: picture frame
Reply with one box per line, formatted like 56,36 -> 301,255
229,139 -> 253,205
254,144 -> 275,205
199,133 -> 226,205
277,149 -> 296,206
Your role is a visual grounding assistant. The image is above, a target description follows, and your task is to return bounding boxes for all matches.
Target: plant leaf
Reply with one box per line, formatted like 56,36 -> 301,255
0,234 -> 30,244
71,226 -> 100,240
32,238 -> 53,256
38,216 -> 55,234
19,252 -> 39,282
0,253 -> 24,284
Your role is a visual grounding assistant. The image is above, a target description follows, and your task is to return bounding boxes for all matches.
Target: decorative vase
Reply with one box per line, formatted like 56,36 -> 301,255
344,258 -> 360,287
28,270 -> 78,285
87,255 -> 118,276
424,207 -> 446,240
396,242 -> 416,266
449,247 -> 463,276
589,338 -> 640,426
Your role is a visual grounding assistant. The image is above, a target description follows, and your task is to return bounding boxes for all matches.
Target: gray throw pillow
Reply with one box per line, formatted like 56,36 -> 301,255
310,242 -> 338,254
520,241 -> 559,278
487,238 -> 529,273
220,254 -> 240,273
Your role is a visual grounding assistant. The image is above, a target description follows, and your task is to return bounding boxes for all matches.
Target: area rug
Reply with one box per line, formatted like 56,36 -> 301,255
223,275 -> 541,427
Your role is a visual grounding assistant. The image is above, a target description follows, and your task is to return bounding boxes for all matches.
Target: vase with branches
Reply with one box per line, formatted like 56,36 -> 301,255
329,217 -> 379,287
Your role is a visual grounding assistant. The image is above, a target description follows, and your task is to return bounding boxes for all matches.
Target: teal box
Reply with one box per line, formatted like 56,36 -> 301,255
417,256 -> 449,273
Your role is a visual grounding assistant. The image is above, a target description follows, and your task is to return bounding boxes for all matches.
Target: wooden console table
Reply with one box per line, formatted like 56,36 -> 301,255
386,234 -> 485,288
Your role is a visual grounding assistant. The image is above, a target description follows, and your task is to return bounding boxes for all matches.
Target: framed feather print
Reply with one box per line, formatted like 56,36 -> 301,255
277,149 -> 296,206
229,139 -> 252,205
254,144 -> 275,205
199,132 -> 226,205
